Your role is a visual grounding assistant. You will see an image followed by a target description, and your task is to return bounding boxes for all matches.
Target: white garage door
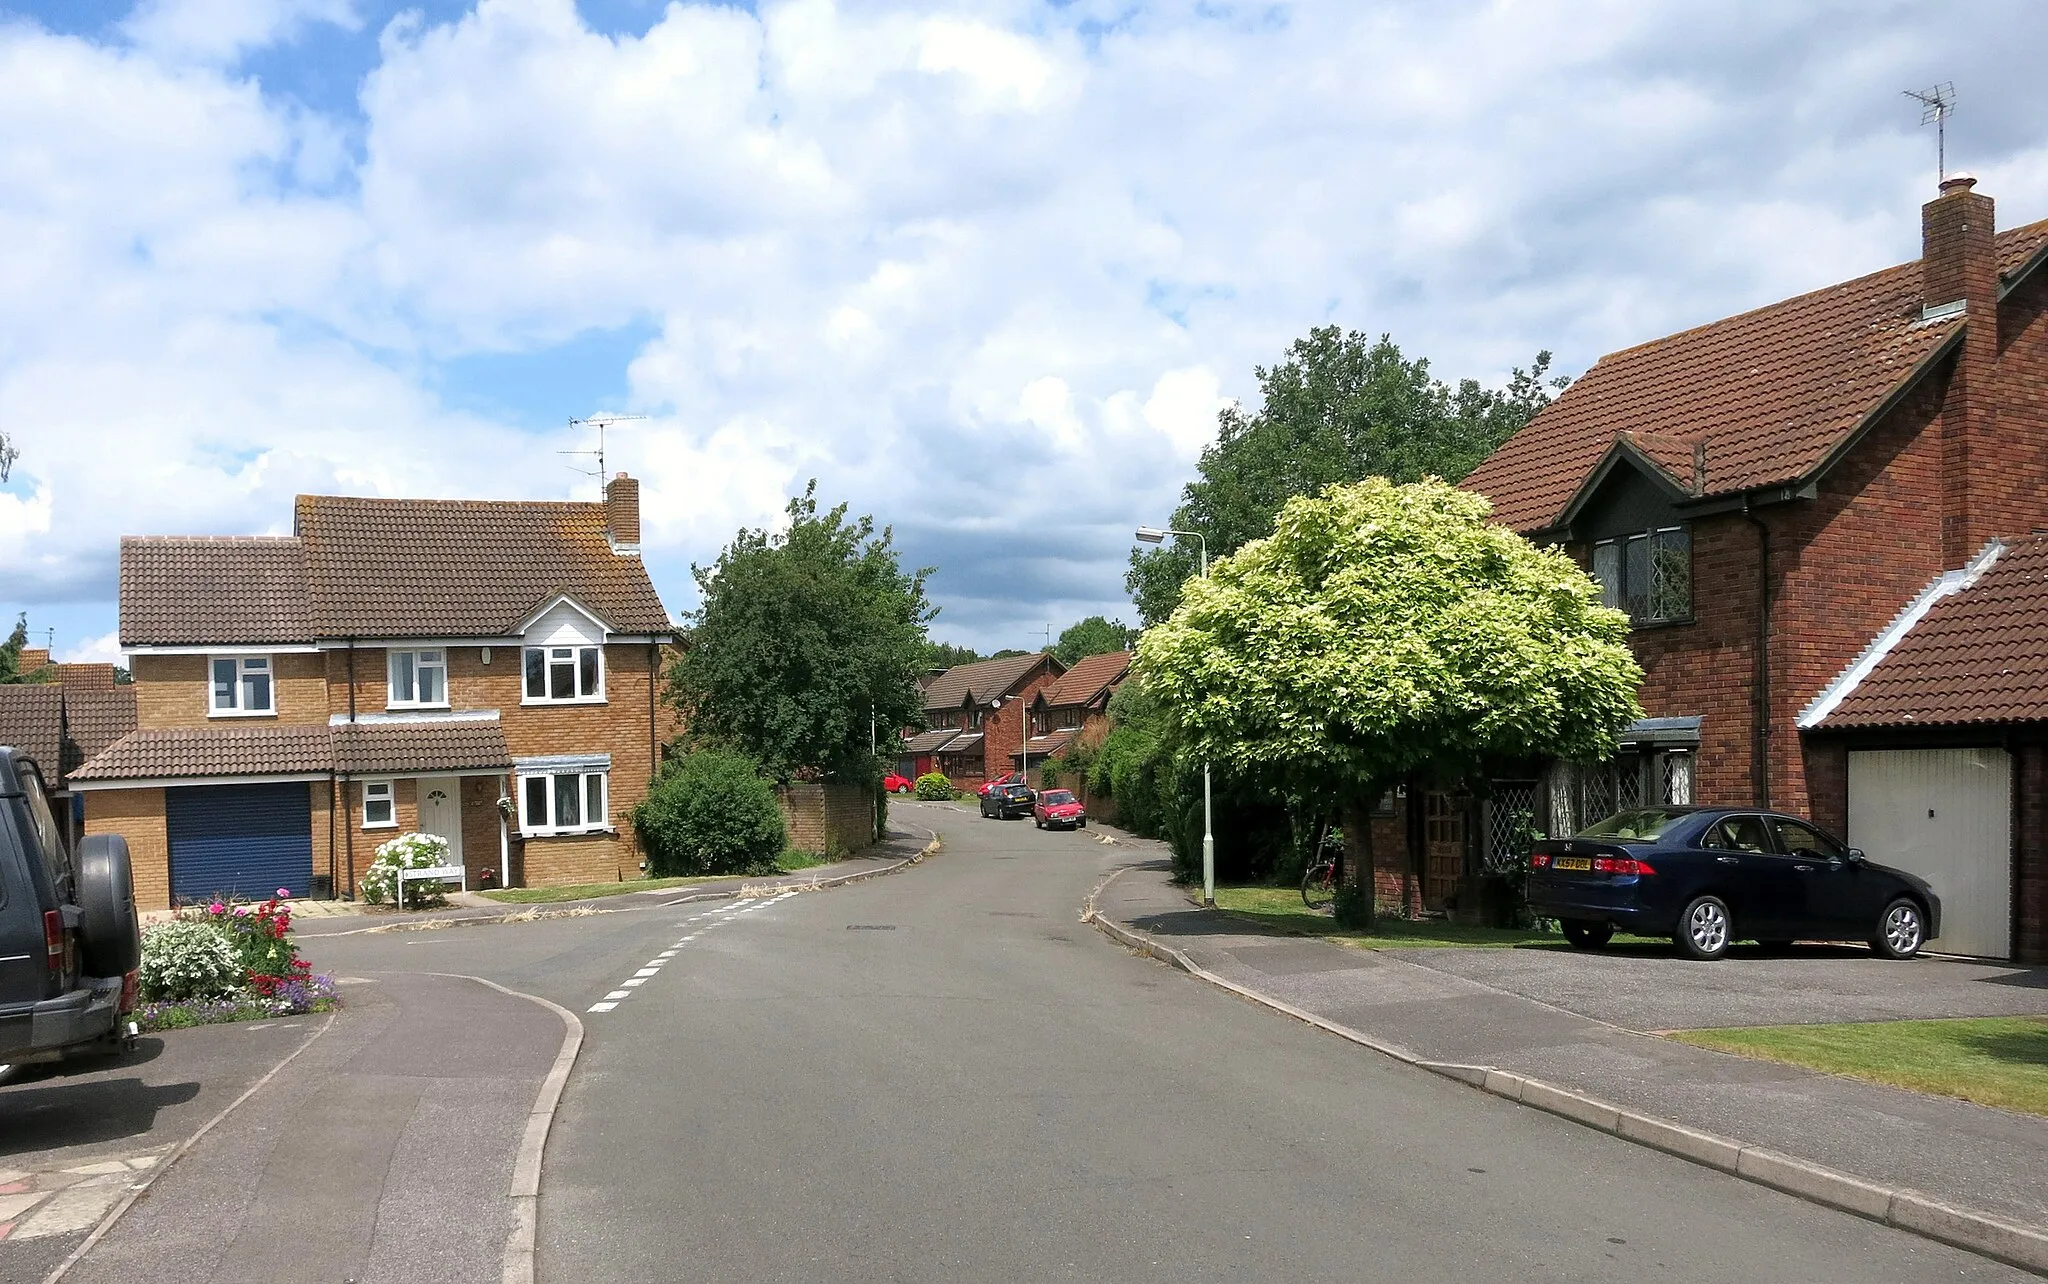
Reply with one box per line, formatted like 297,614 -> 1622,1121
1847,748 -> 2011,958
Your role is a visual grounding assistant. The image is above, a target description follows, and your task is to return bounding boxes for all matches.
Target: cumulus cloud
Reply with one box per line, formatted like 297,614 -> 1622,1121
2,0 -> 2046,654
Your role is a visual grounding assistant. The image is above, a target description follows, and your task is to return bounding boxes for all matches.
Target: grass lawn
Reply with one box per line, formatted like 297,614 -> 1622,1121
1212,885 -> 1566,949
1669,1017 -> 2048,1117
480,850 -> 836,904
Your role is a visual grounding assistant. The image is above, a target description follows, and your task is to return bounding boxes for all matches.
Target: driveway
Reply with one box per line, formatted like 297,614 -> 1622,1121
1387,942 -> 2048,1030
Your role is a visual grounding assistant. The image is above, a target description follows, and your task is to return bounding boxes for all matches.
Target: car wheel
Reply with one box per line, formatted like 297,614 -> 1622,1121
1035,816 -> 1044,829
1561,919 -> 1613,950
1872,898 -> 1926,960
1675,894 -> 1733,961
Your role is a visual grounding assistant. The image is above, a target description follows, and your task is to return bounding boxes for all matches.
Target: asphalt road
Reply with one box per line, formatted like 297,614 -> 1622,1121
303,805 -> 2030,1282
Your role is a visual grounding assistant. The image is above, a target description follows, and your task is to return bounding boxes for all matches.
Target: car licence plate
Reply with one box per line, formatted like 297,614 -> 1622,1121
1552,856 -> 1592,871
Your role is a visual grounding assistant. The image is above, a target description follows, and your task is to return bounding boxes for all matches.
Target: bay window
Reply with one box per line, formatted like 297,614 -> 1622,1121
521,770 -> 608,833
387,649 -> 448,707
210,656 -> 274,715
524,645 -> 603,702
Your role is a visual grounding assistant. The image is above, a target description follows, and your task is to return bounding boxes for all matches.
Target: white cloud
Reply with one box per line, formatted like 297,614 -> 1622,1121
3,0 -> 2047,651
59,630 -> 128,667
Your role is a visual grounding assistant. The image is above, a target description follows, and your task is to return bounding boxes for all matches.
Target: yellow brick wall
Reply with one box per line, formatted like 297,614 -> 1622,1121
521,833 -> 630,886
132,653 -> 329,729
84,788 -> 169,911
779,782 -> 877,857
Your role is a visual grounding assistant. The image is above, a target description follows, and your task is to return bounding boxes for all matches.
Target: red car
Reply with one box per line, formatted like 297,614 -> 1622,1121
978,771 -> 1025,797
883,773 -> 913,794
1033,789 -> 1086,830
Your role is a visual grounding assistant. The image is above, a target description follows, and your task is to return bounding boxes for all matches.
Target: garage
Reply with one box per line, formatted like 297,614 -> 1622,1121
1847,749 -> 2011,959
167,783 -> 315,904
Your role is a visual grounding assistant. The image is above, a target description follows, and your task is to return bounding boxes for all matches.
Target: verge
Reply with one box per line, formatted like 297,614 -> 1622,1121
1080,866 -> 2048,1277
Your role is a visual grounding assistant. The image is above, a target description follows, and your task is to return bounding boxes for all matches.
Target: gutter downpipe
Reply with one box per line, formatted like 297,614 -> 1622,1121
1742,498 -> 1772,809
343,640 -> 357,898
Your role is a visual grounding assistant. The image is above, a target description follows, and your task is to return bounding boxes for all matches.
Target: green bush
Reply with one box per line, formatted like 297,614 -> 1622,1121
913,771 -> 954,800
634,750 -> 788,876
138,920 -> 244,1002
359,832 -> 454,908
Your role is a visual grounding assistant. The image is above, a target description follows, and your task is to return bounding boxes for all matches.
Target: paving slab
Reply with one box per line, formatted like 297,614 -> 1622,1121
1095,859 -> 2048,1235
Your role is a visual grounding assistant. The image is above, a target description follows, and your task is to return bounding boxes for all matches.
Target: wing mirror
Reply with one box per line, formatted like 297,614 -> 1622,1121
1845,848 -> 1865,864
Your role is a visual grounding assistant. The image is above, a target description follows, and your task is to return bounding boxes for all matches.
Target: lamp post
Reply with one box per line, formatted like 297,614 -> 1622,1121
1135,525 -> 1214,908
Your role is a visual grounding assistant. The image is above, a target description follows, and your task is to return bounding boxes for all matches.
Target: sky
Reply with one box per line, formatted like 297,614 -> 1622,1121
2,0 -> 2046,664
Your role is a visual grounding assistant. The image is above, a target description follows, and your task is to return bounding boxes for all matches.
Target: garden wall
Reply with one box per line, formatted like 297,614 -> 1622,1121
779,782 -> 876,857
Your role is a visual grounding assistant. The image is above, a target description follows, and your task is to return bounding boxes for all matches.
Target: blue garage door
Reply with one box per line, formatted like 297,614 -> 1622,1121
167,784 -> 315,903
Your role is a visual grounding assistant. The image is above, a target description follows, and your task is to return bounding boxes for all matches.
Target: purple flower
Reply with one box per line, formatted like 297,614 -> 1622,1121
234,906 -> 249,917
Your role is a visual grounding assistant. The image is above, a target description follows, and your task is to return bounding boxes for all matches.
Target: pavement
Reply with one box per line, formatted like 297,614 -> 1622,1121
1091,853 -> 2048,1254
302,803 -> 2032,1281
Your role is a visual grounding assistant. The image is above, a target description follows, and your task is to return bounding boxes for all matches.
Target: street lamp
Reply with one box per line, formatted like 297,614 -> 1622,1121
1135,525 -> 1214,908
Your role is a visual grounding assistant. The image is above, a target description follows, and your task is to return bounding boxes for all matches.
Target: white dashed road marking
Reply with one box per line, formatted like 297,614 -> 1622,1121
585,893 -> 796,1013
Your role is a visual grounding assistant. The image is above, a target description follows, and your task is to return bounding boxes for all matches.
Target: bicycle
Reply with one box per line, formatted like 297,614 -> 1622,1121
1301,857 -> 1339,909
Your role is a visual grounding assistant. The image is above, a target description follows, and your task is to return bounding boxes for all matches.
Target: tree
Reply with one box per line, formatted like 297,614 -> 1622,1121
922,640 -> 981,670
0,615 -> 53,685
1134,478 -> 1642,917
671,483 -> 934,782
1127,328 -> 1568,624
1053,616 -> 1134,666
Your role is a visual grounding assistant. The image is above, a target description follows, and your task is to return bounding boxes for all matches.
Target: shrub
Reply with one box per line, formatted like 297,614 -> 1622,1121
633,750 -> 787,877
138,920 -> 244,1002
913,771 -> 954,800
360,832 -> 454,908
185,890 -> 296,979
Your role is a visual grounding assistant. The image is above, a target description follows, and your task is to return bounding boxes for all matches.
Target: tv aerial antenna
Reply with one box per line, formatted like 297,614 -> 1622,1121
1904,83 -> 1956,183
559,413 -> 647,497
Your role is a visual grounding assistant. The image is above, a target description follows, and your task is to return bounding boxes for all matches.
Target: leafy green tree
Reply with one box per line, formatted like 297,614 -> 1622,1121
672,483 -> 933,782
921,640 -> 982,670
0,615 -> 53,685
633,750 -> 788,876
1053,615 -> 1134,666
1128,328 -> 1567,624
1135,478 -> 1642,917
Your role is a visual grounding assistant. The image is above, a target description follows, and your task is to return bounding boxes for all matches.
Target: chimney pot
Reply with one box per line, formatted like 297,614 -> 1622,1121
1939,172 -> 1978,194
603,473 -> 641,552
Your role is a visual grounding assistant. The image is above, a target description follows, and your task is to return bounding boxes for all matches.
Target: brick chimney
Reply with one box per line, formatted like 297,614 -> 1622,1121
604,473 -> 641,554
1922,173 -> 1999,564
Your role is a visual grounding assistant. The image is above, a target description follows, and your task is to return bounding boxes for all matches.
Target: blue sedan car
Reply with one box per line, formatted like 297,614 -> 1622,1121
1525,806 -> 1940,961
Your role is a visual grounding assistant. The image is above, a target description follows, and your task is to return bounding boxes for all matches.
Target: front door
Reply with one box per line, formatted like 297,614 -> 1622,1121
418,781 -> 464,867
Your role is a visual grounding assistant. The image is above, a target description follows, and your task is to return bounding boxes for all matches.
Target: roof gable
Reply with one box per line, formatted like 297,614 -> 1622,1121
1464,217 -> 2048,534
1039,650 -> 1132,709
922,653 -> 1060,712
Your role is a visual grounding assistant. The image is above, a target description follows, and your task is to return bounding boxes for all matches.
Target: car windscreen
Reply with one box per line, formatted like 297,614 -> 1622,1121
1576,808 -> 1690,842
1041,791 -> 1074,805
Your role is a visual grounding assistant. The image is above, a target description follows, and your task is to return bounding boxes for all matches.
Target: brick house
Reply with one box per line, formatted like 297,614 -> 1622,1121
0,654 -> 137,845
1461,175 -> 2048,958
901,653 -> 1063,790
71,475 -> 676,909
1012,650 -> 1130,811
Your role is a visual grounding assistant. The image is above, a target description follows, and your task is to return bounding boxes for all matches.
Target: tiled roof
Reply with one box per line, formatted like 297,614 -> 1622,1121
295,495 -> 670,639
1009,732 -> 1073,760
72,716 -> 514,782
61,687 -> 137,776
922,653 -> 1058,712
1817,535 -> 2048,728
938,732 -> 983,754
119,494 -> 673,645
0,685 -> 64,776
121,537 -> 312,645
1040,651 -> 1130,708
72,725 -> 333,781
54,664 -> 118,690
331,721 -> 512,775
902,729 -> 960,753
1463,218 -> 2048,534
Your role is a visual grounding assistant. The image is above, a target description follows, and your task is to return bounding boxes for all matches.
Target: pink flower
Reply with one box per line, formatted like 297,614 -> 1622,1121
234,905 -> 249,916
276,888 -> 291,899
209,902 -> 225,914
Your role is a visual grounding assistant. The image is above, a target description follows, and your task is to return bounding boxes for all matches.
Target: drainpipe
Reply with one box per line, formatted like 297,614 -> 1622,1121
498,772 -> 512,890
343,640 -> 357,897
1742,498 -> 1772,809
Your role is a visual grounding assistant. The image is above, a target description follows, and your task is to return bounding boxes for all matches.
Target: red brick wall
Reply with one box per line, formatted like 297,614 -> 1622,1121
981,659 -> 1062,779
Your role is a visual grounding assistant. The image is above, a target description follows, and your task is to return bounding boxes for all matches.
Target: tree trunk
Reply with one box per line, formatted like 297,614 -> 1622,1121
1404,773 -> 1427,920
1341,793 -> 1376,923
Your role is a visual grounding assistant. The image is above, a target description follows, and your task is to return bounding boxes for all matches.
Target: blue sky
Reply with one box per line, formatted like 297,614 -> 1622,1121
3,0 -> 2047,663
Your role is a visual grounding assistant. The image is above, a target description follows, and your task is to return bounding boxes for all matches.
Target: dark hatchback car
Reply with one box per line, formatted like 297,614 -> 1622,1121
980,782 -> 1036,820
1526,806 -> 1940,961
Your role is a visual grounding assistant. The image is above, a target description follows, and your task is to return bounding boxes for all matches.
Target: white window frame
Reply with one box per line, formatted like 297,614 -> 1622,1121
362,779 -> 396,829
386,648 -> 450,709
521,645 -> 605,704
209,655 -> 276,717
518,769 -> 610,835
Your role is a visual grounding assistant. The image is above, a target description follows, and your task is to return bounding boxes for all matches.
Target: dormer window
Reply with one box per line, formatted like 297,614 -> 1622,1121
1593,526 -> 1691,625
210,656 -> 274,716
387,649 -> 448,708
524,646 -> 603,702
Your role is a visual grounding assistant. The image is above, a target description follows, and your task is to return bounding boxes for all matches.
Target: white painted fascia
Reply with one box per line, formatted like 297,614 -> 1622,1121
126,643 -> 320,655
1798,539 -> 2006,730
514,752 -> 612,772
70,771 -> 331,791
328,709 -> 501,726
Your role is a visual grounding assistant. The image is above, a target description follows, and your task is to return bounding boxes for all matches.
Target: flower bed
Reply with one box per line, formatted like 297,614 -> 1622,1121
137,889 -> 342,1033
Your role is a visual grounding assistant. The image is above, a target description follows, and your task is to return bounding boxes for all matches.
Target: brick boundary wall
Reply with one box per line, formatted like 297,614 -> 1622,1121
778,782 -> 876,857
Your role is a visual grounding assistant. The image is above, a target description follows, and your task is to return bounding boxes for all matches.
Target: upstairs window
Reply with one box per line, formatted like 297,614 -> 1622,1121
210,656 -> 274,716
524,646 -> 603,702
387,649 -> 448,707
1593,526 -> 1691,625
